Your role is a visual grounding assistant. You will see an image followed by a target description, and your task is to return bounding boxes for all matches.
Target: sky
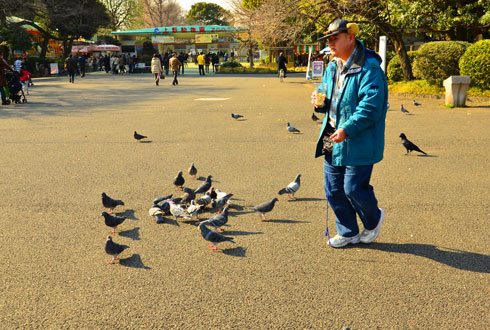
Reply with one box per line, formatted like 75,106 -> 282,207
178,0 -> 232,11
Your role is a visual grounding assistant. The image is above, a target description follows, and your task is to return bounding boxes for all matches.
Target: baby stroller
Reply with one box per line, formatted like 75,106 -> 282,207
7,71 -> 27,104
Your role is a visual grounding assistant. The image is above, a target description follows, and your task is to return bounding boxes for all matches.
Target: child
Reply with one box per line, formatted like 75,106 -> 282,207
19,65 -> 31,95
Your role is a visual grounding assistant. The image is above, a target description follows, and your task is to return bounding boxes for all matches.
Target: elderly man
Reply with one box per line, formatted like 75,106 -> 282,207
313,19 -> 388,248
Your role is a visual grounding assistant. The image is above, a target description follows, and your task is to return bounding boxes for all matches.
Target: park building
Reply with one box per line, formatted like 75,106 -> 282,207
111,25 -> 246,58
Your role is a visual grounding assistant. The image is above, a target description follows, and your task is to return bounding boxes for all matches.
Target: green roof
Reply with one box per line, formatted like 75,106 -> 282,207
112,25 -> 243,36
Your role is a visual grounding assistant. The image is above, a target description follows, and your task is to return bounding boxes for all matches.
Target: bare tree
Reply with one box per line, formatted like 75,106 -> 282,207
100,0 -> 141,30
142,0 -> 185,27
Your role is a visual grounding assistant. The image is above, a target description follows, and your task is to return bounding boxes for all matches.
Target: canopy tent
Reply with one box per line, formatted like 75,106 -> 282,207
71,44 -> 121,54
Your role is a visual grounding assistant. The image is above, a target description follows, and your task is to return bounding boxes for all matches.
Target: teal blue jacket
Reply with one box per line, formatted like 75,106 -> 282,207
315,41 -> 388,166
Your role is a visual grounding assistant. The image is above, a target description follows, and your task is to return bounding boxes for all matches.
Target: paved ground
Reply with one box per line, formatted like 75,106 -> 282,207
0,69 -> 489,329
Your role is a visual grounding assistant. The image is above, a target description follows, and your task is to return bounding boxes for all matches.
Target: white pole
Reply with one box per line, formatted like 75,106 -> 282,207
379,36 -> 387,72
306,46 -> 313,80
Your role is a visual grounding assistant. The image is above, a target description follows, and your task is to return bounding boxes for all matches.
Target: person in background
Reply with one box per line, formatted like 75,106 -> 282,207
150,53 -> 163,86
169,52 -> 181,86
64,54 -> 77,83
0,51 -> 13,105
19,64 -> 31,95
277,52 -> 288,78
197,52 -> 205,76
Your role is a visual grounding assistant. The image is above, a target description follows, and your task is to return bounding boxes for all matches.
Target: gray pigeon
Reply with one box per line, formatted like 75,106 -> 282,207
413,99 -> 421,106
101,211 -> 127,234
188,163 -> 197,178
152,194 -> 173,205
102,192 -> 125,213
105,236 -> 129,264
287,122 -> 301,133
174,171 -> 185,189
200,206 -> 230,232
194,175 -> 212,194
231,113 -> 244,120
198,222 -> 234,251
278,174 -> 301,199
400,104 -> 410,114
212,193 -> 233,212
253,198 -> 279,221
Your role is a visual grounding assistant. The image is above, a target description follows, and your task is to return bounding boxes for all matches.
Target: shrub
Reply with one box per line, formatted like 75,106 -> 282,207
412,41 -> 470,85
220,60 -> 242,68
387,51 -> 417,82
459,39 -> 490,90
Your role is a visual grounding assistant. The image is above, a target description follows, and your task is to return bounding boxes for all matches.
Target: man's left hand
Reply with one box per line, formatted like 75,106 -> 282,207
329,128 -> 347,143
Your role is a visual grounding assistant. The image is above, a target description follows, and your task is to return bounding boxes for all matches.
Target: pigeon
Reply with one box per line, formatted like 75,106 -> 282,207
287,122 -> 301,133
174,171 -> 185,189
101,211 -> 127,234
188,163 -> 197,178
278,174 -> 301,199
206,187 -> 217,199
194,175 -> 212,194
211,193 -> 233,212
101,192 -> 125,213
253,198 -> 278,221
105,236 -> 129,264
154,200 -> 171,214
399,133 -> 427,155
413,99 -> 421,106
152,194 -> 173,205
312,113 -> 319,122
187,200 -> 204,219
196,194 -> 212,207
182,187 -> 196,200
200,206 -> 230,232
134,131 -> 147,141
169,201 -> 190,220
198,222 -> 234,251
215,189 -> 230,200
231,113 -> 244,120
400,104 -> 410,114
149,207 -> 165,223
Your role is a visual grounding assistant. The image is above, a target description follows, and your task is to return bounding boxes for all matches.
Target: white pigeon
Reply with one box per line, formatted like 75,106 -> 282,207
287,122 -> 301,133
187,200 -> 203,219
169,201 -> 190,220
278,174 -> 301,199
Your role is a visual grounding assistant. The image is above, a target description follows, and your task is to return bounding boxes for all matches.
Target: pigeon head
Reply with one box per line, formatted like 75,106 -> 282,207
101,211 -> 109,217
102,192 -> 107,197
272,198 -> 279,203
287,122 -> 290,126
399,133 -> 406,139
177,171 -> 183,176
107,236 -> 113,241
206,175 -> 213,181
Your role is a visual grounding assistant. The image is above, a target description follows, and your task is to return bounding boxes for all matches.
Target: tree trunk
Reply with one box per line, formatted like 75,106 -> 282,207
248,45 -> 254,68
391,33 -> 413,81
39,36 -> 49,63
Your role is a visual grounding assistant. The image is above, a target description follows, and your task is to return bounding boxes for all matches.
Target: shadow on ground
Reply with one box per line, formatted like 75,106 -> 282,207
364,242 -> 490,273
119,253 -> 151,269
222,246 -> 247,257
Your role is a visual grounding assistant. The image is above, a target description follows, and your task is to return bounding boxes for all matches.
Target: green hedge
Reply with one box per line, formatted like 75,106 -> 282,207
220,60 -> 242,68
412,41 -> 470,85
387,51 -> 417,82
459,39 -> 490,90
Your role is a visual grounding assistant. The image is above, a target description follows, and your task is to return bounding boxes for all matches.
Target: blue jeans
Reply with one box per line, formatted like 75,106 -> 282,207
324,156 -> 381,237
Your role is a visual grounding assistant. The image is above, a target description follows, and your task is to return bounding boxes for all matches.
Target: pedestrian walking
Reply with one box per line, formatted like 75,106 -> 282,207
313,18 -> 388,248
169,52 -> 181,86
150,53 -> 163,86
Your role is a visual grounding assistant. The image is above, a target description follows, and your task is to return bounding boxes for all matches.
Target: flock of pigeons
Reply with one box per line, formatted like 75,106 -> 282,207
105,97 -> 428,264
102,159 -> 302,263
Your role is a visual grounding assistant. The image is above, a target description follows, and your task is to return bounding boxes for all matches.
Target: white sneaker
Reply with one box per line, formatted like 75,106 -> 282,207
328,234 -> 360,248
360,208 -> 385,244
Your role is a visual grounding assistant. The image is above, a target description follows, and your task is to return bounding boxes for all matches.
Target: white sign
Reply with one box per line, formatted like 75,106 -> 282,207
50,63 -> 59,75
151,36 -> 175,44
312,61 -> 324,78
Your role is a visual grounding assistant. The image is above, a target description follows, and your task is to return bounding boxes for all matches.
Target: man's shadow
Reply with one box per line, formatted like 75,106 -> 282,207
364,242 -> 489,273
